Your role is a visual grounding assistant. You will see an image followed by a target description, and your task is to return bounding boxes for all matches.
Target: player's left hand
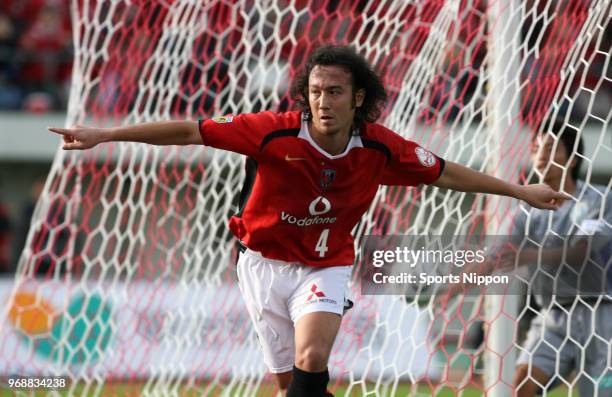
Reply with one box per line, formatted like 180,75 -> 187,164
518,183 -> 572,210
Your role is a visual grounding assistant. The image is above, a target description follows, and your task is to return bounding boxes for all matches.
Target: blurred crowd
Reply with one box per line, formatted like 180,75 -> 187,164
0,178 -> 46,274
0,0 -> 72,112
1,0 -> 608,119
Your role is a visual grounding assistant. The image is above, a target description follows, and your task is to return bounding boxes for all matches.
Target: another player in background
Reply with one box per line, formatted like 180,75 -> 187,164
509,121 -> 612,397
49,45 -> 569,397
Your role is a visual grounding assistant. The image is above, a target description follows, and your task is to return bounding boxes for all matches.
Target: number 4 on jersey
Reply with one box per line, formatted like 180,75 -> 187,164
315,229 -> 330,257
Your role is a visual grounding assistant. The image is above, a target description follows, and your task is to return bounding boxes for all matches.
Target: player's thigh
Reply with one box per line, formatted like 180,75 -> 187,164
516,310 -> 574,379
288,264 -> 350,370
273,371 -> 293,391
514,363 -> 550,397
578,302 -> 612,397
294,311 -> 342,366
288,264 -> 351,325
236,252 -> 296,374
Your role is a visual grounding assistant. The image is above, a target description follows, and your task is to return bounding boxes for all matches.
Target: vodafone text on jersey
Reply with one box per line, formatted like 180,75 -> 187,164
281,196 -> 337,227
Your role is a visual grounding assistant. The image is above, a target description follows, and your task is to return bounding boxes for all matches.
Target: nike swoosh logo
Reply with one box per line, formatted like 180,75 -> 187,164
285,154 -> 306,161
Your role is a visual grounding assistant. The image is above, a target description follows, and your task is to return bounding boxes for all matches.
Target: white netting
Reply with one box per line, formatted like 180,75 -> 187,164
1,0 -> 610,396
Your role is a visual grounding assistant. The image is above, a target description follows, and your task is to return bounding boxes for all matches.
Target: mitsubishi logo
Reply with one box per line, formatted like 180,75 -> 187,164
308,196 -> 331,216
307,284 -> 326,301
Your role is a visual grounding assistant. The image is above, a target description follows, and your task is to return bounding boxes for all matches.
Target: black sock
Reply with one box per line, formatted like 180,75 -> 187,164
286,365 -> 329,397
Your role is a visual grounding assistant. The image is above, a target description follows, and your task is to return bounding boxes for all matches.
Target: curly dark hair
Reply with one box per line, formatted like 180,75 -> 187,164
290,45 -> 387,128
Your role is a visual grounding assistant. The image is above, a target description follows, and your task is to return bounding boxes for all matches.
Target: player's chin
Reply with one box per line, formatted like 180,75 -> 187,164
316,124 -> 339,135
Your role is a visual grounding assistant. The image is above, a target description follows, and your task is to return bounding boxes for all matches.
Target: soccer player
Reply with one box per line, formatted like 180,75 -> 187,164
49,45 -> 569,397
508,122 -> 612,397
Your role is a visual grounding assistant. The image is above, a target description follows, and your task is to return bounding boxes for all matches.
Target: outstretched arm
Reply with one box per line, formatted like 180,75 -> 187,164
433,161 -> 571,210
48,121 -> 202,150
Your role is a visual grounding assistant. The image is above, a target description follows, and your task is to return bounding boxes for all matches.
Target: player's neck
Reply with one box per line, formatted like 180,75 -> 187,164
308,124 -> 351,156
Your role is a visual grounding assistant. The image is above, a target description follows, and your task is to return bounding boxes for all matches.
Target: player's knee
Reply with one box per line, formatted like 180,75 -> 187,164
274,371 -> 292,390
295,346 -> 328,372
514,364 -> 529,384
513,364 -> 539,397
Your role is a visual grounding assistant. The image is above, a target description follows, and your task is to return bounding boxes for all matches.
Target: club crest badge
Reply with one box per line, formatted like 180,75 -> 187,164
212,115 -> 234,123
415,146 -> 436,167
320,168 -> 336,189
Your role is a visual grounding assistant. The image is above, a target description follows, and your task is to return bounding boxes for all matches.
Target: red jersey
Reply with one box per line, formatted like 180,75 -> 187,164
199,111 -> 444,267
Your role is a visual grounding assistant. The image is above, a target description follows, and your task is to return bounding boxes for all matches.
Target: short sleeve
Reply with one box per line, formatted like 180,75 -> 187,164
379,133 -> 444,186
570,193 -> 612,247
198,111 -> 281,158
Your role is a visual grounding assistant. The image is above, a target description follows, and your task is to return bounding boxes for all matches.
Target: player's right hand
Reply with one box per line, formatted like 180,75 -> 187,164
48,125 -> 106,150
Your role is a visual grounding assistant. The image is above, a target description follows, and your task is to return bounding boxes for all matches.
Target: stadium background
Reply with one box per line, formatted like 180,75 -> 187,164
2,0 -> 610,275
0,0 -> 610,396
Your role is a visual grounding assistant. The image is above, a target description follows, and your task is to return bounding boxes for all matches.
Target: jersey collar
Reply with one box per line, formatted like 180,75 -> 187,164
299,115 -> 363,160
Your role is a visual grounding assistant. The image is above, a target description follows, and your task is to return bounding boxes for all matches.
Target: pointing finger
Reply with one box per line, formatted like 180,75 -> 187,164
48,127 -> 71,135
553,191 -> 573,200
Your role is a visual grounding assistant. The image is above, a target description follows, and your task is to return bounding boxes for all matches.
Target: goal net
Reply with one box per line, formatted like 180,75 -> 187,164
2,0 -> 610,396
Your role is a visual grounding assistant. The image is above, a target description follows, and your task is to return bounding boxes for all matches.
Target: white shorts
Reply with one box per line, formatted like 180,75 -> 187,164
236,248 -> 352,373
517,302 -> 612,396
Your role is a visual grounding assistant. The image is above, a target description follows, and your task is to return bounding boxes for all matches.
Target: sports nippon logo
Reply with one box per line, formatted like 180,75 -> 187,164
280,196 -> 337,226
415,146 -> 436,167
306,284 -> 337,305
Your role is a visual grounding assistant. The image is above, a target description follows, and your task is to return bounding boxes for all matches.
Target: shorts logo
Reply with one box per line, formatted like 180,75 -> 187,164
309,196 -> 331,216
320,168 -> 336,189
307,284 -> 326,301
212,115 -> 233,123
415,147 -> 436,167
